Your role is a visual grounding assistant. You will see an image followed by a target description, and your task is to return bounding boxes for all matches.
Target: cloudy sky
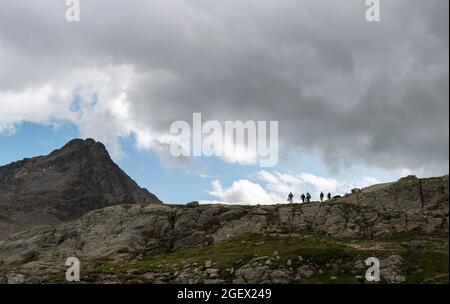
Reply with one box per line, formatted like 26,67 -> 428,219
0,0 -> 448,204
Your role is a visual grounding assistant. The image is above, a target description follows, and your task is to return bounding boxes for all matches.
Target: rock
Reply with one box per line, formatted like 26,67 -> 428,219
286,259 -> 292,266
250,256 -> 269,263
354,260 -> 365,271
7,273 -> 26,284
186,201 -> 200,207
173,270 -> 202,284
5,249 -> 39,265
330,276 -> 338,280
269,269 -> 292,284
394,275 -> 406,283
380,255 -> 405,284
142,272 -> 158,281
205,268 -> 220,277
159,272 -> 173,281
233,277 -> 246,284
296,265 -> 315,279
205,260 -> 212,268
234,265 -> 271,284
382,255 -> 404,268
204,279 -> 225,284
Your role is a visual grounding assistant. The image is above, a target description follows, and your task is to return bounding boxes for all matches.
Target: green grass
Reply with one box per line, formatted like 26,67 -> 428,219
23,232 -> 448,284
300,270 -> 361,284
101,235 -> 350,267
81,233 -> 361,282
401,249 -> 449,284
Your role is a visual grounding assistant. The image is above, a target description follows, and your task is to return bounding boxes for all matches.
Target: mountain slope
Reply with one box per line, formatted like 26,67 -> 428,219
0,138 -> 161,229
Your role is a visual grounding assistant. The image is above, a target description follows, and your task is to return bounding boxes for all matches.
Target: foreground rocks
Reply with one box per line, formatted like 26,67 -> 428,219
1,234 -> 446,284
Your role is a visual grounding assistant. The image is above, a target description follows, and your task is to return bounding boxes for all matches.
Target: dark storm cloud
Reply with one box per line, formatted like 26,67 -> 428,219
0,0 -> 448,175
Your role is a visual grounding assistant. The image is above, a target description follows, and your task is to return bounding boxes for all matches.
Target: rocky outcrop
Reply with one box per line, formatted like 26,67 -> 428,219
343,175 -> 448,211
0,138 -> 161,229
0,175 -> 447,266
0,214 -> 20,240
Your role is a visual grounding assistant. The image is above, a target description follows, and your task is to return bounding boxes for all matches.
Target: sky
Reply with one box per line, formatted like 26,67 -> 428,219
0,0 -> 448,204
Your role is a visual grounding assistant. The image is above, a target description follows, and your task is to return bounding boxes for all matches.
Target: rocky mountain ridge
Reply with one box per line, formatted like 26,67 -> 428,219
0,138 -> 161,238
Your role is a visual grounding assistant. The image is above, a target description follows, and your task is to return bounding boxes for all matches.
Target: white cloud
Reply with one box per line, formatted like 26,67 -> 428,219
208,179 -> 272,204
297,173 -> 339,193
207,170 -> 383,204
0,84 -> 71,132
0,64 -> 183,160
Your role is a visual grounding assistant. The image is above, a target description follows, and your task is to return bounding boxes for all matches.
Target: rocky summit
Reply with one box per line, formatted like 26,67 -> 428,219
0,138 -> 161,237
0,172 -> 448,284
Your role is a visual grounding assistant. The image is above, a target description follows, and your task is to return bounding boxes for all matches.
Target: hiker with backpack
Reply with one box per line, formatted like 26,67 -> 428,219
287,192 -> 294,204
306,192 -> 311,203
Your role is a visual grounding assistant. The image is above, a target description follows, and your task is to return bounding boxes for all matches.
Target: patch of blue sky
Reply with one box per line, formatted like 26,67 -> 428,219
69,86 -> 98,113
0,121 -> 79,165
115,136 -> 212,204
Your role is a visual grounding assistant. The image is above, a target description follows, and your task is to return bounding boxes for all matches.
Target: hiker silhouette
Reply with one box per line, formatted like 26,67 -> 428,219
300,193 -> 306,203
287,192 -> 294,204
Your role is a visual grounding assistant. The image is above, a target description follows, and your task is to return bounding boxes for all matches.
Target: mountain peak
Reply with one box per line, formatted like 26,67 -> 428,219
65,137 -> 101,147
0,138 -> 162,229
50,138 -> 108,158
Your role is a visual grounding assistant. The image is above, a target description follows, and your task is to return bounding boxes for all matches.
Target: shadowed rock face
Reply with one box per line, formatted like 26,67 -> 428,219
0,138 -> 161,232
